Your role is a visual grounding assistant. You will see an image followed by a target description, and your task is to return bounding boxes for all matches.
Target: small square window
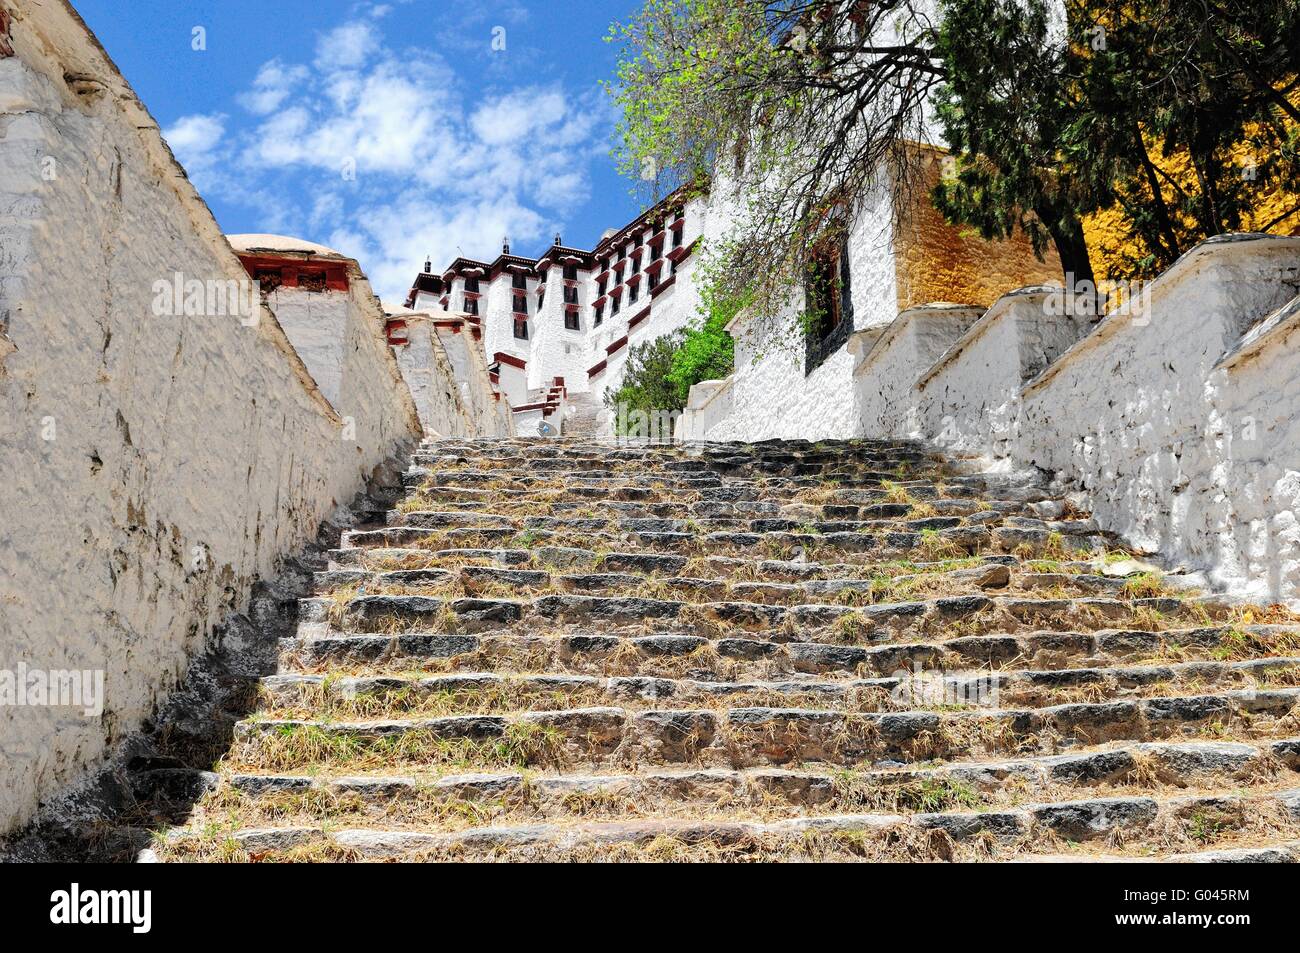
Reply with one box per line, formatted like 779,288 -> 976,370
513,317 -> 528,339
298,271 -> 327,292
565,312 -> 580,331
803,235 -> 854,375
464,297 -> 478,315
513,294 -> 528,314
254,268 -> 283,293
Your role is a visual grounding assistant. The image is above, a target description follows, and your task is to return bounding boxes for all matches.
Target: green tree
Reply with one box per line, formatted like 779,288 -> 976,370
931,0 -> 1100,290
1067,0 -> 1300,277
610,0 -> 944,319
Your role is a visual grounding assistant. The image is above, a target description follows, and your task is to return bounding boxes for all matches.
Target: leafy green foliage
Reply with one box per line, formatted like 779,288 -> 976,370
604,276 -> 739,432
931,0 -> 1099,285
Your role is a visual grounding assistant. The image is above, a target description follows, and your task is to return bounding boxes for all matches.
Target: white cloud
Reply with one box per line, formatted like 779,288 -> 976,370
177,15 -> 613,299
315,21 -> 381,71
237,60 -> 310,116
163,113 -> 227,174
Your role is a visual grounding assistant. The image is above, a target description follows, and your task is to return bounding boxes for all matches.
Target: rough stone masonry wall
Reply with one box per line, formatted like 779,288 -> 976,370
869,234 -> 1300,606
1015,236 -> 1300,605
892,146 -> 1063,310
0,1 -> 420,834
697,181 -> 900,442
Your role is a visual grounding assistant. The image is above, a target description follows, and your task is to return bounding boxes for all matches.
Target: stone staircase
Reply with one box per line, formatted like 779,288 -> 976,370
146,437 -> 1300,862
561,391 -> 611,439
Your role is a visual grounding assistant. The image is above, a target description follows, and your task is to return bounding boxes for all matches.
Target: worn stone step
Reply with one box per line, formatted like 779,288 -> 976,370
300,589 -> 1215,640
260,656 -> 1300,719
309,562 -> 1154,607
218,737 -> 1300,824
154,787 -> 1300,862
283,624 -> 1300,679
232,687 -> 1300,772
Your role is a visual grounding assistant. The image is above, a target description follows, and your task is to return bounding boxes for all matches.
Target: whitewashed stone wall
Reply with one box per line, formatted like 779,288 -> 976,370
0,1 -> 420,834
390,311 -> 512,438
1015,236 -> 1300,604
854,303 -> 983,437
686,180 -> 899,441
390,315 -> 474,437
263,267 -> 421,460
909,288 -> 1094,453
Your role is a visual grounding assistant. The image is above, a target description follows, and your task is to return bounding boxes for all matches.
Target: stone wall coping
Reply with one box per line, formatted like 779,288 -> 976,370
914,285 -> 1060,391
1021,233 -> 1300,398
1216,293 -> 1300,372
852,303 -> 984,379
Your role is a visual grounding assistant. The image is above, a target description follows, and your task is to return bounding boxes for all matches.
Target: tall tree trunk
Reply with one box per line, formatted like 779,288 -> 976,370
1131,125 -> 1184,262
1038,205 -> 1097,312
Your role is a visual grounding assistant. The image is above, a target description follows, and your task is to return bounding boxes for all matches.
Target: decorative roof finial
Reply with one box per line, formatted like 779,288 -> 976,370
423,256 -> 432,274
502,236 -> 511,255
554,232 -> 562,246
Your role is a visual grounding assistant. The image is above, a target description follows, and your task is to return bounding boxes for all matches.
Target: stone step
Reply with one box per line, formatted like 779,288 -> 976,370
231,687 -> 1300,772
338,524 -> 1105,562
283,624 -> 1300,678
259,657 -> 1300,719
300,590 -> 1215,639
152,787 -> 1300,862
216,737 -> 1300,820
309,563 -> 1153,606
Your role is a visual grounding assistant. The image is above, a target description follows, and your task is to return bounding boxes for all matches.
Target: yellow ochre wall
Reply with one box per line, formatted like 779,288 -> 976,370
893,147 -> 1063,311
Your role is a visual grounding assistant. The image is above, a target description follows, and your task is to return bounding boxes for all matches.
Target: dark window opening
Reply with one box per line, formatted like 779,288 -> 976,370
803,235 -> 854,375
594,305 -> 603,326
563,264 -> 578,281
647,270 -> 659,291
538,290 -> 546,310
564,312 -> 580,331
611,296 -> 621,315
513,294 -> 528,314
628,283 -> 639,304
298,270 -> 327,293
464,277 -> 480,293
511,272 -> 527,290
598,278 -> 608,296
254,268 -> 282,293
464,296 -> 478,316
563,285 -> 579,305
513,317 -> 528,339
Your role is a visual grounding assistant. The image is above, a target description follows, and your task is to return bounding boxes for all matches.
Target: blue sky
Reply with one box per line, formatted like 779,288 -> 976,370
73,0 -> 647,300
